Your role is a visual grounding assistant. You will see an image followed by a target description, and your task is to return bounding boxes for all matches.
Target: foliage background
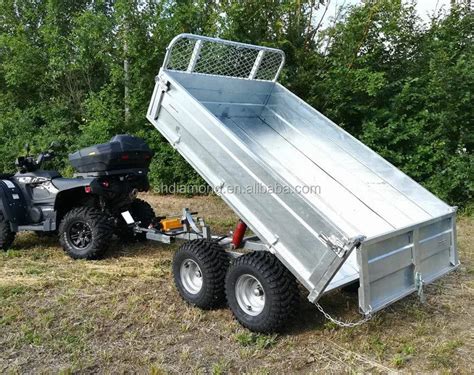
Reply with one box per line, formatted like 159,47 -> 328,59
0,0 -> 472,207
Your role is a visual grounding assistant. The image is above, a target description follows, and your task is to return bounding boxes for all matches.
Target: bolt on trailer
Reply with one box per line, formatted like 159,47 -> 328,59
144,34 -> 459,332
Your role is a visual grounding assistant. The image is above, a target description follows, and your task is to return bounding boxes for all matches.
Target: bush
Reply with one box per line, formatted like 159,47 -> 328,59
0,1 -> 471,206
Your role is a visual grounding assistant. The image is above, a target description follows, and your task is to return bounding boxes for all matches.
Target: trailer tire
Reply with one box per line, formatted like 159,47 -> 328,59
59,207 -> 113,260
0,214 -> 15,251
116,198 -> 155,242
225,251 -> 298,333
173,239 -> 229,309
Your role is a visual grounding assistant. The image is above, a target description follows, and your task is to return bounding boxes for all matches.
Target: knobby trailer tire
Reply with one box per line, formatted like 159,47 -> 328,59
225,251 -> 299,333
173,239 -> 229,309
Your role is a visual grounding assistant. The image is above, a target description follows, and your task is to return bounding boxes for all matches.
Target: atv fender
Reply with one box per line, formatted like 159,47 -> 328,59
52,177 -> 95,192
0,179 -> 27,230
53,178 -> 97,217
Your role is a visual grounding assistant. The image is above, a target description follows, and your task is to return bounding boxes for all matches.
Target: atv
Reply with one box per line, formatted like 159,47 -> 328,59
0,135 -> 156,259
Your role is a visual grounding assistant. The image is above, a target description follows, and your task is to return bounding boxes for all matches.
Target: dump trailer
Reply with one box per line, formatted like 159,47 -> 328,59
146,34 -> 459,332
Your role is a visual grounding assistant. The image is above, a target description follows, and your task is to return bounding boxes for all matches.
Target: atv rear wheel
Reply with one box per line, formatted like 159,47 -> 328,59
116,198 -> 155,242
59,207 -> 113,260
0,214 -> 15,251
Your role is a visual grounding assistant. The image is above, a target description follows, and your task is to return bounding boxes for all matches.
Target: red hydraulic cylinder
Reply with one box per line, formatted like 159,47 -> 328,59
231,219 -> 247,248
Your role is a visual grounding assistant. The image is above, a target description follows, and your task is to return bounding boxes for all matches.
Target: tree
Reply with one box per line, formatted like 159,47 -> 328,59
0,0 -> 472,206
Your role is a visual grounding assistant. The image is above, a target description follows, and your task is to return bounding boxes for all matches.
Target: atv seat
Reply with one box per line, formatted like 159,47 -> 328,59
16,170 -> 62,180
38,170 -> 62,179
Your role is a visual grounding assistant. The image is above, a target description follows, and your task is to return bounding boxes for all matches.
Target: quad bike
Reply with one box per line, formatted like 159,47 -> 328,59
0,135 -> 156,259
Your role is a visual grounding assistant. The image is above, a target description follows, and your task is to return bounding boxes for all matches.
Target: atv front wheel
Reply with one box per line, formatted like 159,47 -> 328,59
116,198 -> 155,242
0,214 -> 15,251
59,207 -> 113,260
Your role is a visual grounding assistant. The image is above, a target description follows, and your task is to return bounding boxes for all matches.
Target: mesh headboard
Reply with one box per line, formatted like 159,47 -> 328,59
162,34 -> 285,82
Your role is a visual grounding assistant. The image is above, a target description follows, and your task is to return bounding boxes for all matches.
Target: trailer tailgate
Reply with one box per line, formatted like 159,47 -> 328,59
358,211 -> 459,314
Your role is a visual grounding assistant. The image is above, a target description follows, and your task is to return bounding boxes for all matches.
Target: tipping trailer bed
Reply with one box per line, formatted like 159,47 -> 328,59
147,34 -> 459,316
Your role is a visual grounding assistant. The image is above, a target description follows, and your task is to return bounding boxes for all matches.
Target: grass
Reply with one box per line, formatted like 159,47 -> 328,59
234,331 -> 278,350
429,340 -> 465,369
0,193 -> 473,373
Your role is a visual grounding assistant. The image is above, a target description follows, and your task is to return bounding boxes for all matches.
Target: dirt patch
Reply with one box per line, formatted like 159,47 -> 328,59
1,195 -> 472,373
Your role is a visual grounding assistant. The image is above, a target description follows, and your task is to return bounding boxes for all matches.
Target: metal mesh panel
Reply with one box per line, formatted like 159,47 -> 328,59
255,51 -> 284,81
193,42 -> 259,78
163,34 -> 285,81
166,38 -> 196,72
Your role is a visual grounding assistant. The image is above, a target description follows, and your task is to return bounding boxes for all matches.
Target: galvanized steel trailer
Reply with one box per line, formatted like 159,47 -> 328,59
146,34 -> 459,330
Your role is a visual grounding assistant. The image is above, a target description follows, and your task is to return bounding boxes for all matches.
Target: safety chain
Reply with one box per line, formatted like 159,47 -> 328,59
315,302 -> 373,328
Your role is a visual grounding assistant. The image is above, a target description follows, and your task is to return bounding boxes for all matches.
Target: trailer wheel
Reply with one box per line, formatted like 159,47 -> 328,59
225,251 -> 298,333
59,207 -> 113,260
173,239 -> 229,309
0,214 -> 15,251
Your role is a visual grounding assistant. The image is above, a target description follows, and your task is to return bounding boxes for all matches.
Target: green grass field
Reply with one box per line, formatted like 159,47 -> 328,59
1,194 -> 473,374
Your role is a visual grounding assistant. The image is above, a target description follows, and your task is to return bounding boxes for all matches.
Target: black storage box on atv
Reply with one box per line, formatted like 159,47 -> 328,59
69,135 -> 153,173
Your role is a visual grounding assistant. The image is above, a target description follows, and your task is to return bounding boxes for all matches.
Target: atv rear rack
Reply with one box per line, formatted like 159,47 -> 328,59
74,168 -> 149,178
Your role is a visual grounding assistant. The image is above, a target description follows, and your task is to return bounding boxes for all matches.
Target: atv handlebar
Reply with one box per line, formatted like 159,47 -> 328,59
16,149 -> 56,173
36,151 -> 55,165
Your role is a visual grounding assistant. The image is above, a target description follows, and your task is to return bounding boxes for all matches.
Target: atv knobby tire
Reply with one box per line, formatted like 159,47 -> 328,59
59,207 -> 113,260
173,239 -> 229,309
116,198 -> 155,242
225,251 -> 298,333
0,214 -> 15,251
